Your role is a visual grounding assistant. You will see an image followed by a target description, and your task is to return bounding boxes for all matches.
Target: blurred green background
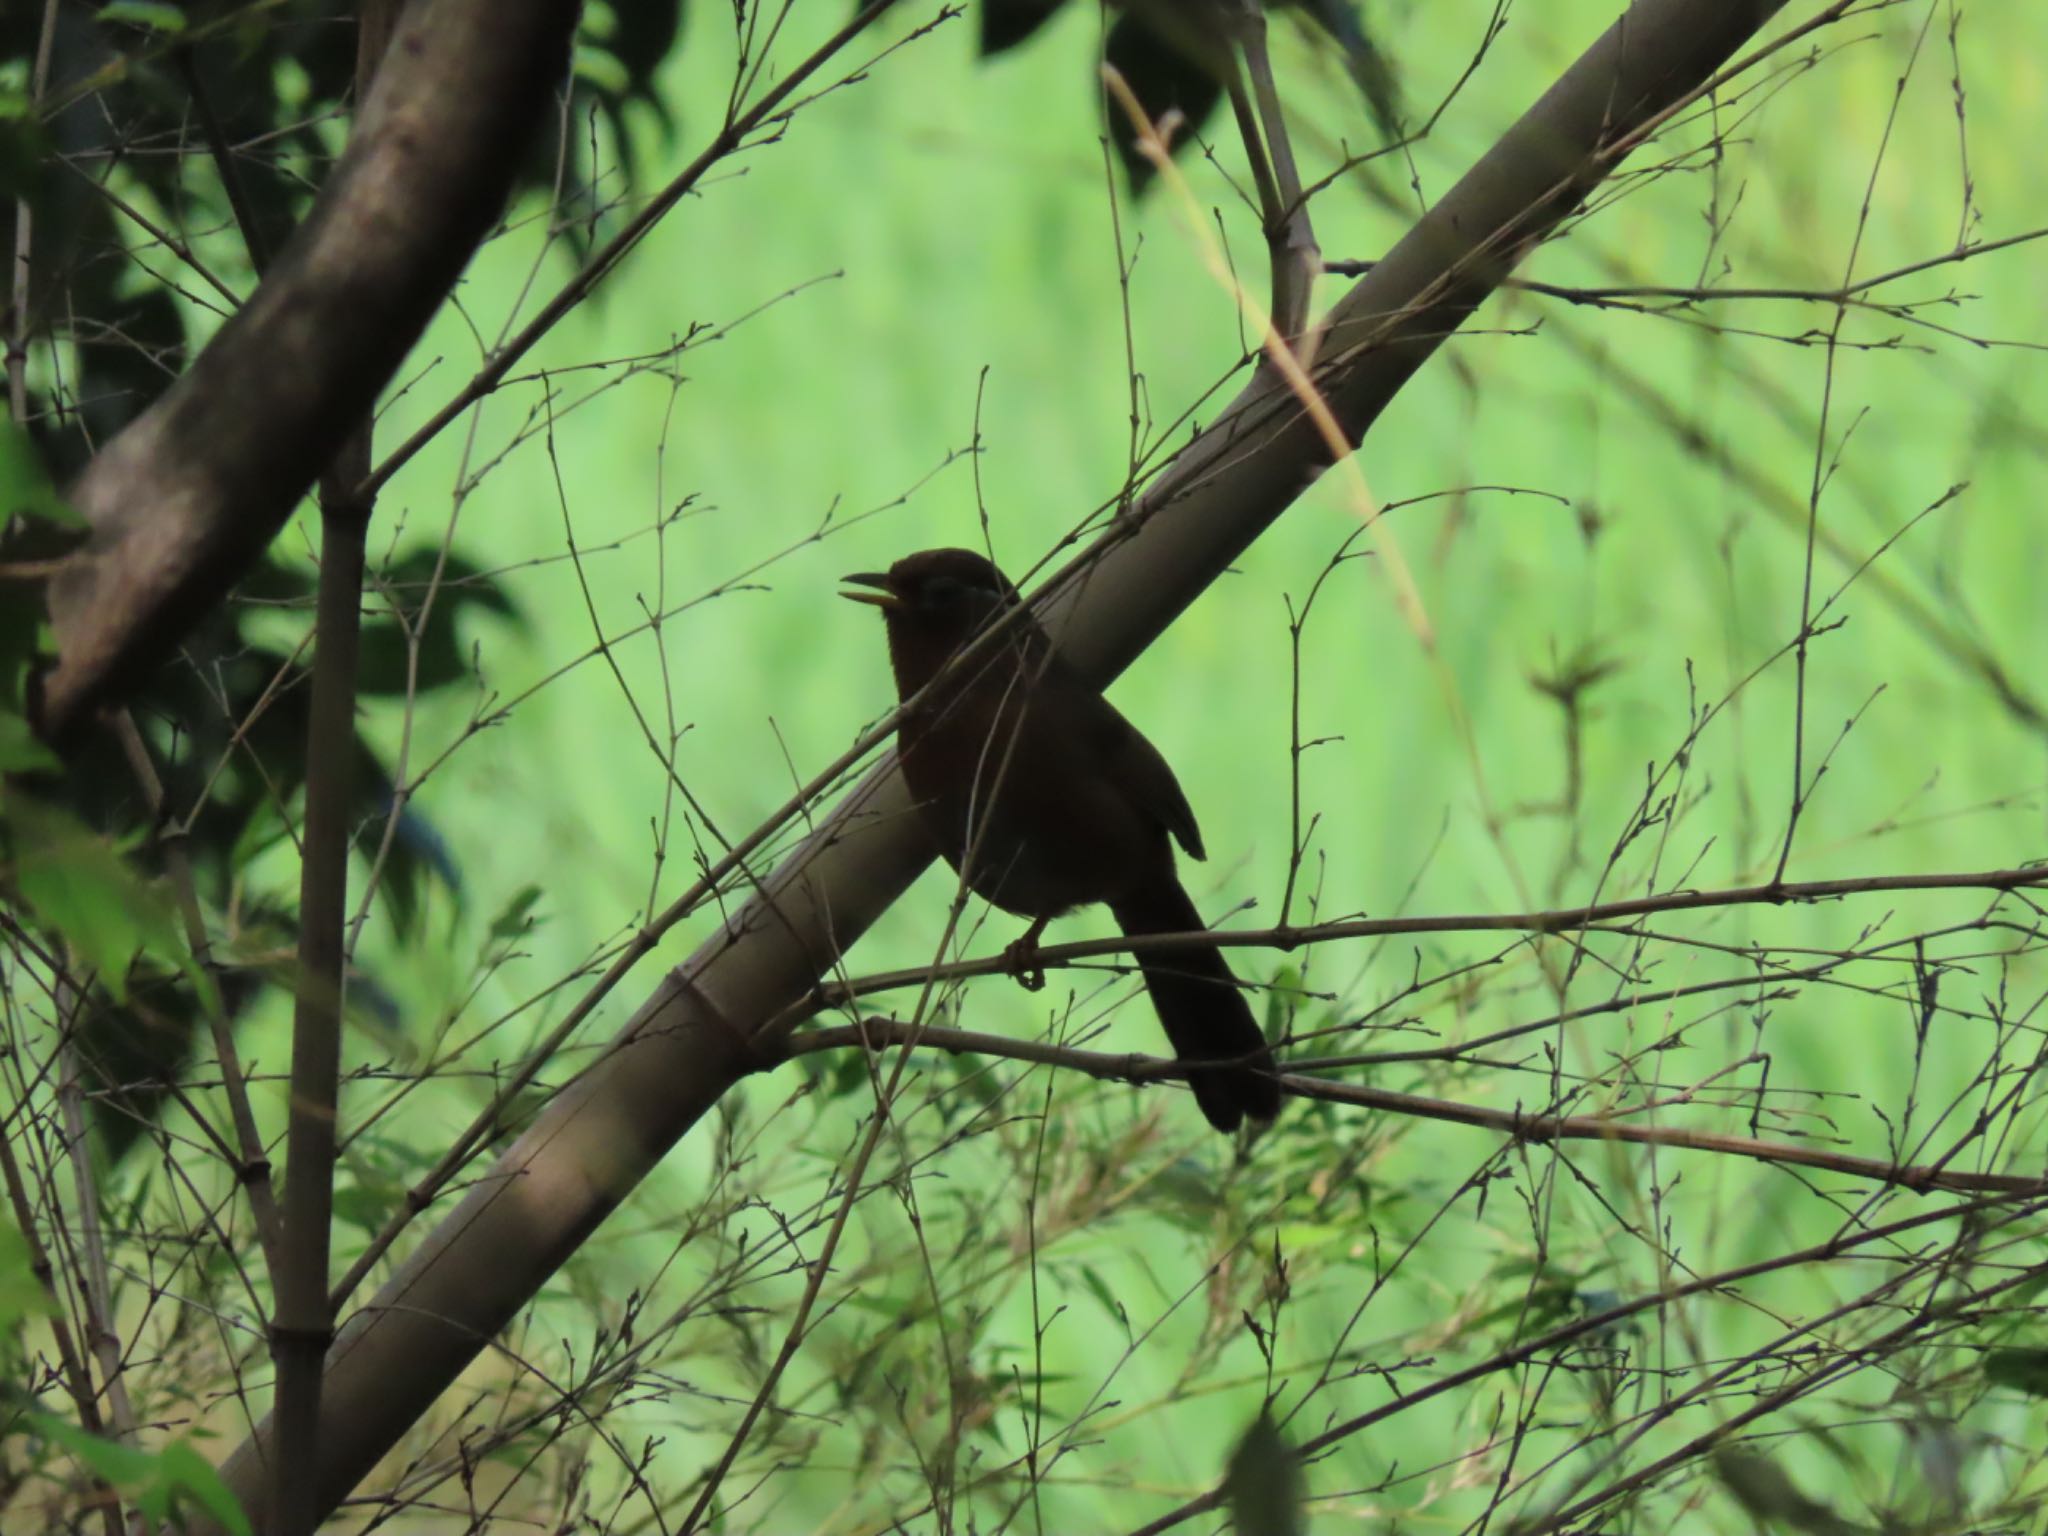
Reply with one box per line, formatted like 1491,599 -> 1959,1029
92,0 -> 2048,1527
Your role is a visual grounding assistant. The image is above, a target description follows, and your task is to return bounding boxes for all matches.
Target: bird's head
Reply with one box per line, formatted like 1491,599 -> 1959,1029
842,548 -> 1033,693
842,547 -> 1019,629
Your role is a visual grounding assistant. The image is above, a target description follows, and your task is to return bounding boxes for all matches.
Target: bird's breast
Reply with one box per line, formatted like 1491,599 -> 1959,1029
897,689 -> 1169,921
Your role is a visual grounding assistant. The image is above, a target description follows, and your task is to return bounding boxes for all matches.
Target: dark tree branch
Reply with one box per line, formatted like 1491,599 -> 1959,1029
1235,1 -> 1319,342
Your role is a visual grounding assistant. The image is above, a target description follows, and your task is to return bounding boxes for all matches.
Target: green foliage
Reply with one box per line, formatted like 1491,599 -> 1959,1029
4,794 -> 188,1004
0,420 -> 71,532
0,1214 -> 49,1354
0,701 -> 57,777
96,3 -> 189,35
31,1417 -> 251,1536
0,0 -> 685,481
1712,1446 -> 1862,1536
0,80 -> 48,202
1983,1347 -> 2048,1398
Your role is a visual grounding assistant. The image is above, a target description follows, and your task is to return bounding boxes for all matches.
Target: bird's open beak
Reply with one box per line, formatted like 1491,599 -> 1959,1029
840,572 -> 903,610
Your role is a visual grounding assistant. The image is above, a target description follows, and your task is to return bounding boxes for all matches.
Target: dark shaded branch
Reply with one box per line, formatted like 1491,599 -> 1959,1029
1236,2 -> 1319,341
36,0 -> 579,739
266,3 -> 397,1525
266,491 -> 367,1535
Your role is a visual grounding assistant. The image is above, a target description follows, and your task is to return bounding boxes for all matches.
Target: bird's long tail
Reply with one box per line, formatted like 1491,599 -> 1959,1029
1107,877 -> 1281,1133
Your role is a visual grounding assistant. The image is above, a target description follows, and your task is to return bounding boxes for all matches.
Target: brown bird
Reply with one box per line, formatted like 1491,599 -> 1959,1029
843,548 -> 1280,1133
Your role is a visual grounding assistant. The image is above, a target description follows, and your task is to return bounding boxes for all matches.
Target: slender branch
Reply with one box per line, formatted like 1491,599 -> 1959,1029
1234,1 -> 1319,342
356,0 -> 931,501
53,156 -> 243,311
269,7 -> 396,1530
266,302 -> 369,1536
804,863 -> 2048,1013
108,710 -> 284,1269
5,0 -> 58,425
1519,1261 -> 2045,1536
174,47 -> 275,275
55,1047 -> 139,1449
787,1019 -> 2042,1195
1326,221 -> 2048,307
0,8 -> 133,1507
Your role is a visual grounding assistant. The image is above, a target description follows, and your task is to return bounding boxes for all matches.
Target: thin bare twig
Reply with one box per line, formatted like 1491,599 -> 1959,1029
806,863 -> 2048,1014
787,1017 -> 2040,1195
357,0 -> 944,502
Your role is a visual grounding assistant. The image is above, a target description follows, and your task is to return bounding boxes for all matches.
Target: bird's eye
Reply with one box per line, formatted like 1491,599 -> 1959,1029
922,576 -> 963,605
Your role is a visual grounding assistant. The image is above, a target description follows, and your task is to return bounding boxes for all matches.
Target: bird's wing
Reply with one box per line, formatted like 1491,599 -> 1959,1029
1088,695 -> 1206,862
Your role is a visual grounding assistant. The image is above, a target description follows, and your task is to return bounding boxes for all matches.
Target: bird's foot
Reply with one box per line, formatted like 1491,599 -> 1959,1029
1002,919 -> 1050,992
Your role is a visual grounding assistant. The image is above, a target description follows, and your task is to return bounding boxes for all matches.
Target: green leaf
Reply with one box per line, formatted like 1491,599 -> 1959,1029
1262,962 -> 1302,1043
1712,1445 -> 1861,1536
33,1413 -> 156,1486
1465,1278 -> 1579,1342
1152,1154 -> 1227,1216
98,2 -> 189,33
486,883 -> 543,941
30,1417 -> 251,1536
943,1048 -> 1004,1111
1073,1263 -> 1129,1337
0,707 -> 57,774
7,794 -> 182,1002
1984,1346 -> 2048,1397
0,99 -> 49,204
1271,1220 -> 1346,1251
0,418 -> 78,530
0,1214 -> 49,1338
573,44 -> 631,96
331,1181 -> 396,1236
156,1440 -> 252,1536
1224,1411 -> 1305,1536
